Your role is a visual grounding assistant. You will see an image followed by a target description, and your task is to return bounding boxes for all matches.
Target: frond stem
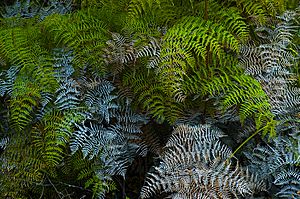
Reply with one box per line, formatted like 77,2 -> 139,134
204,0 -> 208,20
228,125 -> 268,160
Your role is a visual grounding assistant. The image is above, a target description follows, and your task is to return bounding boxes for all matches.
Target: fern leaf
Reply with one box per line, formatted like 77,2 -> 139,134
141,124 -> 262,198
54,78 -> 80,111
0,66 -> 19,97
43,10 -> 108,75
10,81 -> 40,131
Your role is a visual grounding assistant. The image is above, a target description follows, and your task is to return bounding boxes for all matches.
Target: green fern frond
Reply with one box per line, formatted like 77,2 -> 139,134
260,0 -> 286,16
9,80 -> 41,131
0,133 -> 46,197
214,7 -> 250,42
182,70 -> 276,136
128,0 -> 163,17
43,10 -> 108,75
164,16 -> 239,65
32,52 -> 58,94
233,0 -> 267,24
56,110 -> 86,143
84,175 -> 116,199
32,111 -> 65,167
122,68 -> 184,124
0,25 -> 56,82
230,0 -> 284,23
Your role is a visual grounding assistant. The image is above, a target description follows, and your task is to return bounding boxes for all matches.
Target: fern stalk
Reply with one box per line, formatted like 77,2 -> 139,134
229,124 -> 269,160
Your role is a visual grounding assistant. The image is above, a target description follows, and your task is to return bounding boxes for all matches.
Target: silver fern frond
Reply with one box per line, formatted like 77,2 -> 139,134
141,124 -> 263,199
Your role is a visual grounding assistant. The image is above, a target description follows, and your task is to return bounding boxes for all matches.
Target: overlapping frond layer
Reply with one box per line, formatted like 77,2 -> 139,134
213,7 -> 249,42
0,28 -> 57,91
43,10 -> 108,75
1,0 -> 71,20
242,8 -> 300,198
0,1 -> 298,198
182,69 -> 276,137
227,0 -> 285,24
0,133 -> 46,198
141,124 -> 265,198
69,78 -> 149,178
245,137 -> 300,198
165,16 -> 239,64
0,25 -> 58,130
122,67 -> 184,124
239,9 -> 300,135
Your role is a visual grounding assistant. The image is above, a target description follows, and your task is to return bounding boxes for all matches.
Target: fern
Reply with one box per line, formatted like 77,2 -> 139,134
71,102 -> 148,177
165,16 -> 239,64
232,0 -> 267,23
212,7 -> 250,42
122,67 -> 185,123
9,80 -> 41,130
0,24 -> 59,130
103,33 -> 164,75
0,133 -> 46,198
53,48 -> 75,79
37,0 -> 72,19
1,0 -> 35,18
0,1 -> 297,198
83,78 -> 118,123
54,78 -> 81,111
0,137 -> 9,150
103,32 -> 136,75
128,0 -> 165,18
182,70 -> 276,137
70,78 -> 149,179
43,10 -> 108,75
32,111 -> 65,167
245,136 -> 300,198
1,0 -> 71,20
71,122 -> 114,159
0,66 -> 19,97
239,8 -> 300,136
52,49 -> 82,111
141,124 -> 265,198
274,168 -> 300,198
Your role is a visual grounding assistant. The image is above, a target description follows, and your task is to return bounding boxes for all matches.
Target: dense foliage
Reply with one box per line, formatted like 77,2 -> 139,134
0,0 -> 299,198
